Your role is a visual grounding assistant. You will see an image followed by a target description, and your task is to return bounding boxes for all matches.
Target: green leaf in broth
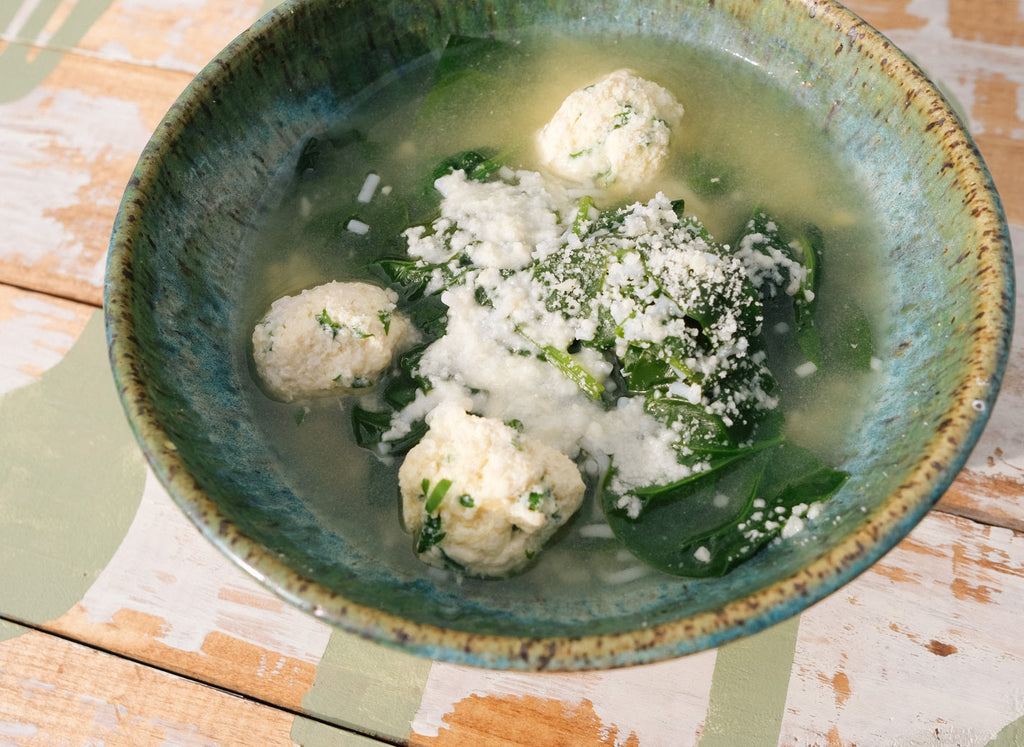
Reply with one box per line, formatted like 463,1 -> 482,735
430,148 -> 507,183
433,35 -> 518,82
415,513 -> 446,553
602,439 -> 847,578
735,210 -> 802,298
294,129 -> 367,177
288,128 -> 412,257
620,341 -> 678,392
351,405 -> 427,454
532,232 -> 610,318
538,344 -> 605,401
638,227 -> 760,339
571,195 -> 597,237
641,394 -> 736,457
781,223 -> 873,372
682,152 -> 735,197
414,67 -> 517,144
404,36 -> 523,212
791,228 -> 824,367
830,303 -> 874,371
733,211 -> 827,368
630,416 -> 783,503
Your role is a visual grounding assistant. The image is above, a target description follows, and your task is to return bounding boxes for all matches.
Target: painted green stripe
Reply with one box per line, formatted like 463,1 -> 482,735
0,3 -> 21,32
297,630 -> 432,744
0,0 -> 115,104
0,311 -> 146,623
48,0 -> 116,50
291,714 -> 392,746
701,615 -> 801,746
0,618 -> 27,644
987,716 -> 1024,747
13,0 -> 63,41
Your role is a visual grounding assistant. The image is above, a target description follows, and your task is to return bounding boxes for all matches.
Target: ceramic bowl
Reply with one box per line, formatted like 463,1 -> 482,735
105,0 -> 1014,670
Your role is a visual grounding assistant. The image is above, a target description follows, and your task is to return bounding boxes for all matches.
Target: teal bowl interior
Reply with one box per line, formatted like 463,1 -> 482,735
105,0 -> 1014,670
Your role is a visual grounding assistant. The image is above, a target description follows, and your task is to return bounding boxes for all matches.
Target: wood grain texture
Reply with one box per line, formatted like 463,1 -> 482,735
73,0 -> 268,73
852,0 -> 1024,224
44,470 -> 333,712
0,283 -> 92,393
0,0 -> 265,305
0,49 -> 192,305
0,621 -> 302,746
949,0 -> 1024,47
409,512 -> 1024,747
784,510 -> 1024,745
410,651 -> 717,745
0,1 -> 1021,745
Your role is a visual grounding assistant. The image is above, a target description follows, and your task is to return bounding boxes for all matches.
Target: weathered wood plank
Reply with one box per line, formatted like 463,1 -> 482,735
46,470 -> 334,713
0,303 -> 430,745
0,619 -> 302,746
1,0 -> 267,72
0,283 -> 92,394
852,0 -> 1024,224
407,511 -> 1024,746
0,50 -> 192,305
783,510 -> 1024,745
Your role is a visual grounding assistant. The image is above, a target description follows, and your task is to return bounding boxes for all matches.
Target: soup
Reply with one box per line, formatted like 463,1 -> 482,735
234,33 -> 883,592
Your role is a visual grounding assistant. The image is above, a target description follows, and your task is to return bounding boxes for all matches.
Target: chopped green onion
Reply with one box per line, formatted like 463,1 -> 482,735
425,478 -> 453,513
315,309 -> 342,338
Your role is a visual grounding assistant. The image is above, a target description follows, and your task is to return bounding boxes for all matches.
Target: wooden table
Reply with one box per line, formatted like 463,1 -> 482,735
1,0 -> 1022,743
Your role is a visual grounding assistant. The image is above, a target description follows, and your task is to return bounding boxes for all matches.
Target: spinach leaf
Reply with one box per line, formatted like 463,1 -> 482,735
682,153 -> 735,197
603,439 -> 847,577
532,235 -> 609,318
641,394 -> 736,462
791,228 -> 824,366
432,35 -> 517,83
416,514 -> 446,553
734,212 -> 827,368
350,406 -> 427,454
288,129 -> 410,254
431,148 -> 506,183
621,341 -> 681,392
294,129 -> 366,178
832,303 -> 875,371
538,344 -> 605,401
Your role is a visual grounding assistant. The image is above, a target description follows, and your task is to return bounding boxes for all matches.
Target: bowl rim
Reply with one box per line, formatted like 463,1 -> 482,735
104,0 -> 1015,670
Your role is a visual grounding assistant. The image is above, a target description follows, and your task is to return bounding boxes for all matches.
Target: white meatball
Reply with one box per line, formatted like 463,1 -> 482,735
536,69 -> 684,191
399,405 -> 585,577
252,281 -> 410,402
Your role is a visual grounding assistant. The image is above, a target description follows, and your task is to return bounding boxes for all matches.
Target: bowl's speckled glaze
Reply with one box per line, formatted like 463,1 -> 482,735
105,0 -> 1013,670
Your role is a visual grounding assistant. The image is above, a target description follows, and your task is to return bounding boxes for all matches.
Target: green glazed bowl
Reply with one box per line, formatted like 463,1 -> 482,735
105,0 -> 1013,670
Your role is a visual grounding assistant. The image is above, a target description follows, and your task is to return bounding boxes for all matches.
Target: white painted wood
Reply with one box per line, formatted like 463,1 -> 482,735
784,511 -> 1024,746
73,470 -> 335,664
413,650 -> 717,745
0,285 -> 92,394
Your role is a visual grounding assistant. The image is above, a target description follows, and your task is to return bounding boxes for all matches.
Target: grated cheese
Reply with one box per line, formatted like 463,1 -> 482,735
390,167 -> 796,514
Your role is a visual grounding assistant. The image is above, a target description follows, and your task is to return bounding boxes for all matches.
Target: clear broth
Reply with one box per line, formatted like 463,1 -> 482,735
233,33 -> 884,596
